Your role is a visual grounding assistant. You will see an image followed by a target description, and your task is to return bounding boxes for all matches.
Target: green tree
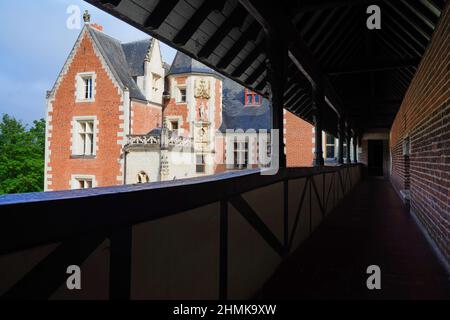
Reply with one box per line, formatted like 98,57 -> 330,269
0,114 -> 46,194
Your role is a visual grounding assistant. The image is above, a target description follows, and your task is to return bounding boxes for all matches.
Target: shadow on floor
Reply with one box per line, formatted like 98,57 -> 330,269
258,178 -> 450,300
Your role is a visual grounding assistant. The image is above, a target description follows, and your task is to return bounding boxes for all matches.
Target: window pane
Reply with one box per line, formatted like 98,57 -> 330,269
326,146 -> 335,159
80,133 -> 86,154
326,134 -> 334,145
180,88 -> 186,102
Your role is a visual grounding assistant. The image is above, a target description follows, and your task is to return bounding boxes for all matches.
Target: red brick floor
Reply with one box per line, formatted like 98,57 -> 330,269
259,178 -> 450,299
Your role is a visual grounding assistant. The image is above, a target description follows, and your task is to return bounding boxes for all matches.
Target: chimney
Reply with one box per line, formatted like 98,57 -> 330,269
91,23 -> 104,32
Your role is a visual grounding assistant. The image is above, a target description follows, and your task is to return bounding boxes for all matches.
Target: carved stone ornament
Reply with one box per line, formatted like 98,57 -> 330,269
194,78 -> 210,99
83,10 -> 91,23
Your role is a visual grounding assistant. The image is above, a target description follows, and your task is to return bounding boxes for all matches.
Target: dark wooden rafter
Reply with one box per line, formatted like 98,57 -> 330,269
231,42 -> 264,77
197,4 -> 249,59
399,0 -> 437,28
385,2 -> 432,41
173,0 -> 226,46
327,58 -> 420,75
307,10 -> 342,48
144,0 -> 181,30
311,7 -> 351,55
87,0 -> 445,133
98,0 -> 121,8
217,21 -> 261,69
311,9 -> 350,56
254,78 -> 267,92
245,61 -> 266,85
302,10 -> 331,42
292,0 -> 375,13
316,9 -> 360,62
321,13 -> 362,67
324,29 -> 363,67
384,10 -> 429,49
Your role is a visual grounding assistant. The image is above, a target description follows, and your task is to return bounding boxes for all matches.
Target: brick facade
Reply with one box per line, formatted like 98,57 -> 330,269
164,77 -> 189,134
45,30 -> 125,190
389,4 -> 449,263
131,101 -> 161,135
284,110 -> 314,167
45,27 -> 320,192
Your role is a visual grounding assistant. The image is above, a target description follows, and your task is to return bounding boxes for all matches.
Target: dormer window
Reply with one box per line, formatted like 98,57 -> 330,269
244,88 -> 262,107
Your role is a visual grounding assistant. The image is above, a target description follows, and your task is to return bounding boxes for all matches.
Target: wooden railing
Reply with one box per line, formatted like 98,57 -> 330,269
0,165 -> 361,299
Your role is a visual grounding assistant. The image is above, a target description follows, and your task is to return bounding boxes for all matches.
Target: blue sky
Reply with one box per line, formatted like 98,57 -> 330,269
0,0 -> 177,125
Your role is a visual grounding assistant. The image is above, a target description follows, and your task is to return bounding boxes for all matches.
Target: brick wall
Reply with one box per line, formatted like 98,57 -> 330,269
131,101 -> 162,135
389,4 -> 449,263
46,30 -> 124,190
164,76 -> 189,134
284,110 -> 314,167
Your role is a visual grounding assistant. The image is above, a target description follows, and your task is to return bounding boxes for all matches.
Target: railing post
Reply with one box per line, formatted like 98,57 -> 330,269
338,117 -> 344,165
353,133 -> 358,164
346,122 -> 352,164
312,84 -> 325,166
219,200 -> 228,300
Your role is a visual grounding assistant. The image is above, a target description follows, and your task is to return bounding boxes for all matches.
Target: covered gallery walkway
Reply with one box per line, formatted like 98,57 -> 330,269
0,0 -> 448,299
259,178 -> 450,299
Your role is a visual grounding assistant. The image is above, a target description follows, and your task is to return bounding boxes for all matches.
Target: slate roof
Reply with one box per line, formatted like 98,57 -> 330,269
88,27 -> 270,132
168,51 -> 217,76
122,39 -> 153,77
88,27 -> 147,101
219,78 -> 271,132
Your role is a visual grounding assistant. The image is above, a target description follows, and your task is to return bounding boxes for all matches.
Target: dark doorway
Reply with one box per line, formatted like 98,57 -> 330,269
368,140 -> 384,176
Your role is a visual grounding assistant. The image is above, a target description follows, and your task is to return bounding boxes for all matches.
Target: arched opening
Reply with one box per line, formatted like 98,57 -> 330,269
136,171 -> 150,184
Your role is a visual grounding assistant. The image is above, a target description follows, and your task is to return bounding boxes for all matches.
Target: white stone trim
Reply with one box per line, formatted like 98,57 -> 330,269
71,116 -> 98,156
70,174 -> 97,189
75,71 -> 97,103
44,97 -> 53,192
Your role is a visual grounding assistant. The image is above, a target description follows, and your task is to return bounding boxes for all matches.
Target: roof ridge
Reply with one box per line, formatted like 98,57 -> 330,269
122,38 -> 152,45
87,25 -> 122,43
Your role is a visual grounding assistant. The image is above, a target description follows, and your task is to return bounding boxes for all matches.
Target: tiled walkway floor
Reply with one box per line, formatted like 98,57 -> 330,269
259,178 -> 450,299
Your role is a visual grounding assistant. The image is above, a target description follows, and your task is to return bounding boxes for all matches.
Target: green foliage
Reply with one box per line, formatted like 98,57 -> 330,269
0,114 -> 46,194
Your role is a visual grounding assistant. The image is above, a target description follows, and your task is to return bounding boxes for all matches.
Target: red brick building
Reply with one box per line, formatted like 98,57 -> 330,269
45,22 -> 342,191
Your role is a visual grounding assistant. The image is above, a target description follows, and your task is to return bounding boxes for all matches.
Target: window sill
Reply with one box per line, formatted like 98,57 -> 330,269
75,99 -> 95,103
70,155 -> 96,160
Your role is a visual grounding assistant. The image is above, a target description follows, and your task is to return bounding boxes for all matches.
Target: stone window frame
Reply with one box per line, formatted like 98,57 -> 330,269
70,174 -> 96,190
71,116 -> 98,157
75,72 -> 96,103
